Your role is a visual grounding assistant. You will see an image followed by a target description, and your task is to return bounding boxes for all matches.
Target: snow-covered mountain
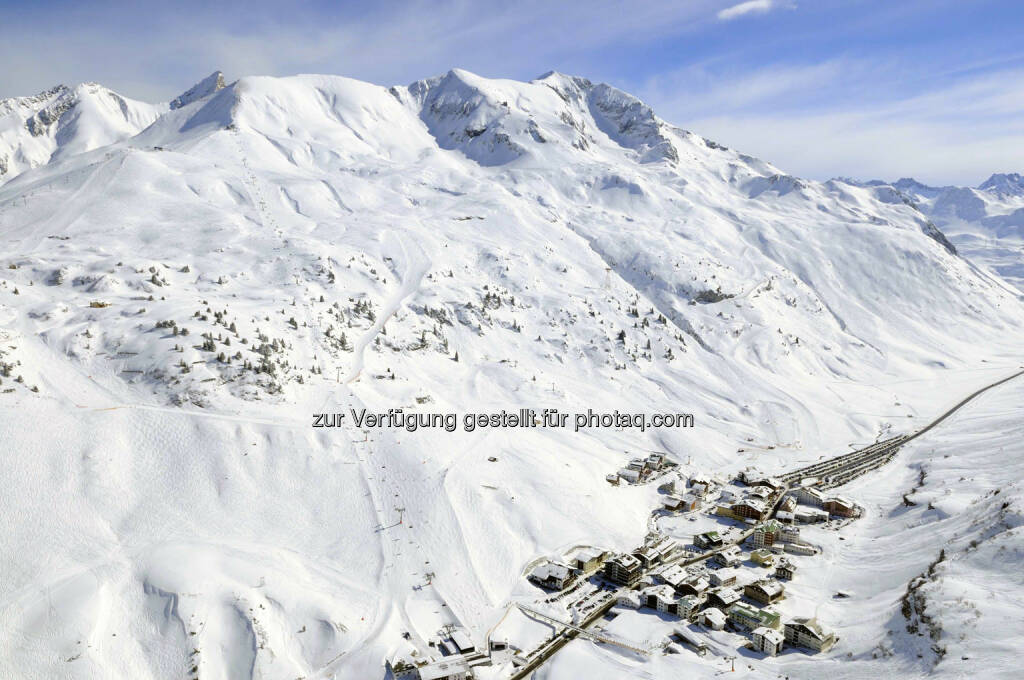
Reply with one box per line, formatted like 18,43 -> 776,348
0,70 -> 1022,680
0,82 -> 166,181
839,174 -> 1024,292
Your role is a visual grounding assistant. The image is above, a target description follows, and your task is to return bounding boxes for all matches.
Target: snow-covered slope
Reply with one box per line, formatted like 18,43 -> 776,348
0,70 -> 1022,680
840,174 -> 1024,293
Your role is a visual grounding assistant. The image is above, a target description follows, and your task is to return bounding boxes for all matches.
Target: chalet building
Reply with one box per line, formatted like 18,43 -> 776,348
662,495 -> 685,512
689,473 -> 715,488
738,467 -> 766,485
679,493 -> 701,511
750,549 -> 775,567
747,485 -> 772,500
727,603 -> 782,631
752,626 -> 785,656
707,587 -> 741,609
792,486 -> 827,507
617,468 -> 641,484
784,617 -> 838,652
528,560 -> 575,590
715,504 -> 734,519
793,507 -> 829,524
604,553 -> 642,586
568,548 -> 608,573
713,546 -> 743,567
779,525 -> 801,544
659,478 -> 682,495
677,594 -> 705,620
730,499 -> 767,521
775,559 -> 798,581
659,565 -> 684,585
627,457 -> 647,473
750,520 -> 783,548
784,542 -> 818,556
824,496 -> 856,518
659,564 -> 688,589
745,580 -> 785,605
645,585 -> 681,616
634,536 -> 679,567
391,658 -> 421,679
677,575 -> 710,596
709,567 -> 739,588
694,531 -> 723,549
689,480 -> 710,496
700,607 -> 727,630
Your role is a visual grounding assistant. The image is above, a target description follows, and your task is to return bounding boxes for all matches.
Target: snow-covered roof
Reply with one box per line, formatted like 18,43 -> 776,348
645,584 -> 677,602
711,567 -> 738,582
711,587 -> 741,604
611,552 -> 641,569
569,547 -> 604,563
660,564 -> 689,586
753,626 -> 785,644
787,616 -> 832,639
530,560 -> 571,582
749,580 -> 785,597
702,607 -> 726,623
450,630 -> 474,652
419,659 -> 471,680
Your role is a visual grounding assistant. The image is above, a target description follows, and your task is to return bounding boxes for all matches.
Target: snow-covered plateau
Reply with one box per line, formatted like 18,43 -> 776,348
0,69 -> 1022,680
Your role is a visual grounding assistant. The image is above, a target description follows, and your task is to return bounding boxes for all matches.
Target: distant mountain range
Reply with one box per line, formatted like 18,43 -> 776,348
837,174 -> 1024,291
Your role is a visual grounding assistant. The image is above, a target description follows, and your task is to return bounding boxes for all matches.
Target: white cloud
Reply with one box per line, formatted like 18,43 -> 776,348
639,60 -> 848,117
717,0 -> 779,21
671,69 -> 1024,185
0,1 -> 725,101
634,51 -> 1024,184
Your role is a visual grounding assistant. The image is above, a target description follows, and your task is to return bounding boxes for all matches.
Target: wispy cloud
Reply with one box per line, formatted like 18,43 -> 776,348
0,1 -> 725,101
717,0 -> 787,21
650,62 -> 1024,184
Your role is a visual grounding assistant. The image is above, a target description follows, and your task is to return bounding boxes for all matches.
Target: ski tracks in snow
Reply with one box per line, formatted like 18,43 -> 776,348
344,229 -> 430,384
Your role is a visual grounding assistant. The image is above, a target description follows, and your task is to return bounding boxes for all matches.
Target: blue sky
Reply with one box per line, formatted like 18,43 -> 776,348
1,0 -> 1022,184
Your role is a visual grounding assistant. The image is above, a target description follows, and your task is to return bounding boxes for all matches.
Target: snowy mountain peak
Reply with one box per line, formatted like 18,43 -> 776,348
978,172 -> 1024,197
533,70 -> 594,98
0,82 -> 163,183
169,70 -> 227,110
891,176 -> 943,198
0,84 -> 69,118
